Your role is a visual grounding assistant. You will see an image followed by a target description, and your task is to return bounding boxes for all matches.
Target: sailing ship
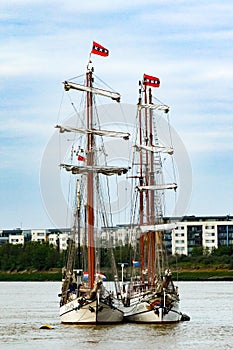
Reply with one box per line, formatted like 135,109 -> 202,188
121,74 -> 188,323
58,42 -> 129,324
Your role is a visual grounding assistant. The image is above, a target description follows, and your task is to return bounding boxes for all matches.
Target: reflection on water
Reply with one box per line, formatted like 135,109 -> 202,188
0,281 -> 232,350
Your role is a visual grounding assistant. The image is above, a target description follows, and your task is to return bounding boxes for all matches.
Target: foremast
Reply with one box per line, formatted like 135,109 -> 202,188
60,179 -> 81,305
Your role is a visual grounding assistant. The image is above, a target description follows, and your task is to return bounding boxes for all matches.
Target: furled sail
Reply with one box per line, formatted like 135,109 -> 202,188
63,81 -> 121,102
137,183 -> 177,191
134,144 -> 173,155
60,164 -> 130,176
55,125 -> 130,140
138,103 -> 169,113
140,223 -> 177,233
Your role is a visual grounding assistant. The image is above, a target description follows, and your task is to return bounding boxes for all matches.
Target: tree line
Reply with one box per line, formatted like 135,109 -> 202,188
0,241 -> 233,272
0,241 -> 133,272
0,241 -> 65,271
169,246 -> 233,270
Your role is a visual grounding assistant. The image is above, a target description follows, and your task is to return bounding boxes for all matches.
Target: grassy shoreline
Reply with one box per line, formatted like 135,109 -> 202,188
0,269 -> 233,281
0,271 -> 62,281
172,269 -> 233,281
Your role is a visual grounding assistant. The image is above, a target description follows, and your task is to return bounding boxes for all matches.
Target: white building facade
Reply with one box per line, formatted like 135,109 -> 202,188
9,234 -> 25,245
31,229 -> 47,243
1,216 -> 232,255
171,216 -> 233,255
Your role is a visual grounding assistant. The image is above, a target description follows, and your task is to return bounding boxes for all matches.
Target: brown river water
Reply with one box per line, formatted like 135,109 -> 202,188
0,281 -> 232,349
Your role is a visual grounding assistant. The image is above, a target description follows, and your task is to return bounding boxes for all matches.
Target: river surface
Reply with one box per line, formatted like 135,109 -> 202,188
0,281 -> 232,349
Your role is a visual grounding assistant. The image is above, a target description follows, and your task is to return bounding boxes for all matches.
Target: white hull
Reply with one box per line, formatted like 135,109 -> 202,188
122,294 -> 182,323
123,300 -> 181,323
60,297 -> 123,324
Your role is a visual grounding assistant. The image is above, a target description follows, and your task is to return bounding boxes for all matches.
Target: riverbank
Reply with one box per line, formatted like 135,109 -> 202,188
173,269 -> 233,281
0,268 -> 233,281
0,270 -> 61,281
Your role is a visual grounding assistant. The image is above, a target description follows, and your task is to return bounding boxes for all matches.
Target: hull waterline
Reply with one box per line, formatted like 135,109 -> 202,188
60,297 -> 124,324
122,301 -> 181,323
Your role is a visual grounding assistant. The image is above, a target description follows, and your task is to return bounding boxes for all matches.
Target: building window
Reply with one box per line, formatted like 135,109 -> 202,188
175,233 -> 184,237
175,240 -> 185,244
176,247 -> 185,252
205,239 -> 215,244
175,226 -> 184,230
205,232 -> 215,237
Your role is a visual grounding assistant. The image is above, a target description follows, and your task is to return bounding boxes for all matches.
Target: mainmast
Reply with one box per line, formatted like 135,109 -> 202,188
138,82 -> 145,283
86,67 -> 95,289
59,44 -> 130,292
138,81 -> 155,285
137,73 -> 176,285
148,87 -> 155,285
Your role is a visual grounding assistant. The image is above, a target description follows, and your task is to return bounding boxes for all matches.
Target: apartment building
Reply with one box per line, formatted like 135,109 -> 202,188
9,234 -> 25,245
0,228 -> 23,246
31,229 -> 47,243
170,216 -> 233,255
0,215 -> 232,255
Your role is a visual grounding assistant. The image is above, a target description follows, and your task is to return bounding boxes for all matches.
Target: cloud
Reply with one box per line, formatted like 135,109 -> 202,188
0,1 -> 232,228
180,129 -> 233,153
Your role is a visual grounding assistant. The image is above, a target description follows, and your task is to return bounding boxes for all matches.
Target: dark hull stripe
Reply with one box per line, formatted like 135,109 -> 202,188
124,308 -> 180,323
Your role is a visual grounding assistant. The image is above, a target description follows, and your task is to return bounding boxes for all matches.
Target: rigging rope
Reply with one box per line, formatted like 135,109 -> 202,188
94,73 -> 119,93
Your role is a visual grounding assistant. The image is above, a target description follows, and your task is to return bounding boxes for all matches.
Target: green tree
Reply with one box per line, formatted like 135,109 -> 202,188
190,246 -> 204,257
211,246 -> 232,257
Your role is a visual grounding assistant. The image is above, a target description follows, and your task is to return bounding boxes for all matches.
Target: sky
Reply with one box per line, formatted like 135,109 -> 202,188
0,0 -> 232,229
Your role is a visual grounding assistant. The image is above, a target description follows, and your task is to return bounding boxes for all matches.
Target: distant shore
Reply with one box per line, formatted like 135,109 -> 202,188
0,270 -> 61,281
0,269 -> 233,282
171,269 -> 233,281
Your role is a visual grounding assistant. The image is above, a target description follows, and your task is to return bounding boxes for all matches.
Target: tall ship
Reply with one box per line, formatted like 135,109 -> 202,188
57,42 -> 129,324
121,74 -> 189,323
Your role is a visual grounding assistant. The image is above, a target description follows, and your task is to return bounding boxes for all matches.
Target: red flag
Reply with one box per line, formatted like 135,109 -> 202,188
143,74 -> 160,88
77,155 -> 85,161
91,41 -> 109,57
